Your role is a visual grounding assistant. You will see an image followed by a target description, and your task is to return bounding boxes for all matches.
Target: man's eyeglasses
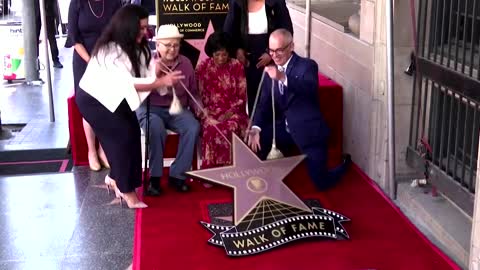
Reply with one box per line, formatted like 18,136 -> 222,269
158,42 -> 180,50
267,42 -> 292,55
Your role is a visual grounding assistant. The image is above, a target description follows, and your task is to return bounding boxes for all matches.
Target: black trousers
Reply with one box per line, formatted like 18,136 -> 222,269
259,123 -> 348,191
76,89 -> 142,193
245,33 -> 270,115
35,0 -> 59,62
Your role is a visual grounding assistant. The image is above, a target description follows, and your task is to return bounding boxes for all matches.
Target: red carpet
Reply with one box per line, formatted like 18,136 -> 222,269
132,164 -> 459,270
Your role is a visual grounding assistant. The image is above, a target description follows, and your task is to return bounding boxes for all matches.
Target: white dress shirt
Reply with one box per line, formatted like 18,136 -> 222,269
79,43 -> 155,113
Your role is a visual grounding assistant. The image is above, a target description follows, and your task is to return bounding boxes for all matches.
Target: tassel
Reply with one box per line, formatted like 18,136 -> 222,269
169,87 -> 182,115
267,142 -> 284,160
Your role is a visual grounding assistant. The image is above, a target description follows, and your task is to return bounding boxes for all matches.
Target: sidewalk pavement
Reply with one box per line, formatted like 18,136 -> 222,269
0,38 -> 72,152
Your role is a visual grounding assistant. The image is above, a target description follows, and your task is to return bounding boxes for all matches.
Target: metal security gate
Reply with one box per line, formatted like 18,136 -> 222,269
408,0 -> 480,216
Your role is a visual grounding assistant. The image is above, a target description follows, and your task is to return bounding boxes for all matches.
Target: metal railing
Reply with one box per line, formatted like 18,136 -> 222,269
408,0 -> 479,216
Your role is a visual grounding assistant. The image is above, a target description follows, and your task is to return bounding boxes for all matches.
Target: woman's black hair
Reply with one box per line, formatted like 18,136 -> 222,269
92,4 -> 151,77
204,31 -> 235,58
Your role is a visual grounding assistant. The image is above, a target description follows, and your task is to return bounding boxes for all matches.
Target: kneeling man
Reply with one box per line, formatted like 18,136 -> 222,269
246,29 -> 351,190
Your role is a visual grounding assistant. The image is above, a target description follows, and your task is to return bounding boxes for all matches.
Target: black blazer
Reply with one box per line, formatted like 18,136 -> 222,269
223,0 -> 293,50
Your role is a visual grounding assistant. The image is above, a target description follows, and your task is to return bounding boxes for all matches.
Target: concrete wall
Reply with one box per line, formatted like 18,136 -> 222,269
393,0 -> 418,176
471,143 -> 480,270
287,0 -> 417,188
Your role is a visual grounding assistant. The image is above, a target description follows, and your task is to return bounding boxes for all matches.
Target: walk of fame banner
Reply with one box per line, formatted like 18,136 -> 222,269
155,0 -> 229,66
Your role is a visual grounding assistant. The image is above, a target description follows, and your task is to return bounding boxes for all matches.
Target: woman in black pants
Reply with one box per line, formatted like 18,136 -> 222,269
77,5 -> 184,208
67,0 -> 122,171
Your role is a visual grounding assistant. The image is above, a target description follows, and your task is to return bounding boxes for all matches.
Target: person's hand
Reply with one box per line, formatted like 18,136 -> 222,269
246,128 -> 261,152
156,70 -> 185,88
264,65 -> 286,81
236,48 -> 249,67
256,53 -> 271,68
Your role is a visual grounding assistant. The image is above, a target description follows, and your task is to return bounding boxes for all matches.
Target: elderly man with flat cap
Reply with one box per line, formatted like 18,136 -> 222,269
136,24 -> 200,195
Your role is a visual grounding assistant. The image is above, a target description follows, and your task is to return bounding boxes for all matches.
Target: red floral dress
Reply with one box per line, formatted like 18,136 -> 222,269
196,58 -> 249,169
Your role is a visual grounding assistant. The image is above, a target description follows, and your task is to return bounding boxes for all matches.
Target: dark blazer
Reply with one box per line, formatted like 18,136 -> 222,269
253,53 -> 330,148
223,0 -> 293,50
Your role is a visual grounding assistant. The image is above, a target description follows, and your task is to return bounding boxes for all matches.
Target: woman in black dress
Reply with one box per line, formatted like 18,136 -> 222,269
77,5 -> 185,208
66,0 -> 122,171
223,0 -> 293,115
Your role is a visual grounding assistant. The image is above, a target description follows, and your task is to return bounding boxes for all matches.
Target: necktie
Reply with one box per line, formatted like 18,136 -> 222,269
278,66 -> 285,95
277,66 -> 289,133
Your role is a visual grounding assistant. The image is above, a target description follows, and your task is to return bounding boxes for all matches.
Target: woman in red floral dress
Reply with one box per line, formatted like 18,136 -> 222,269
196,32 -> 249,169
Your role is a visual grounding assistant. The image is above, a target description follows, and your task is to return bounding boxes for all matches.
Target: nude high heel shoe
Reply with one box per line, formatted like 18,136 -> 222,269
105,175 -> 119,197
117,190 -> 148,209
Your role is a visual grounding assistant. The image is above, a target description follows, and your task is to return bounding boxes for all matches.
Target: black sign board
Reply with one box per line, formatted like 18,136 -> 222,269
155,0 -> 229,66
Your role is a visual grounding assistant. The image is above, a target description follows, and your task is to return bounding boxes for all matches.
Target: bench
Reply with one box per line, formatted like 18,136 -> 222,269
317,73 -> 343,168
67,93 -> 197,168
67,73 -> 343,169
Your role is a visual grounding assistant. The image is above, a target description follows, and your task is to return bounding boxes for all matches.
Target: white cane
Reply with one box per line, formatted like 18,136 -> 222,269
246,68 -> 284,160
266,77 -> 283,160
246,71 -> 266,132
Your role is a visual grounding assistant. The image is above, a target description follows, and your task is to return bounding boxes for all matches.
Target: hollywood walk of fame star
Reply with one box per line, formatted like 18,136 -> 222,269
186,134 -> 311,226
185,20 -> 215,66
